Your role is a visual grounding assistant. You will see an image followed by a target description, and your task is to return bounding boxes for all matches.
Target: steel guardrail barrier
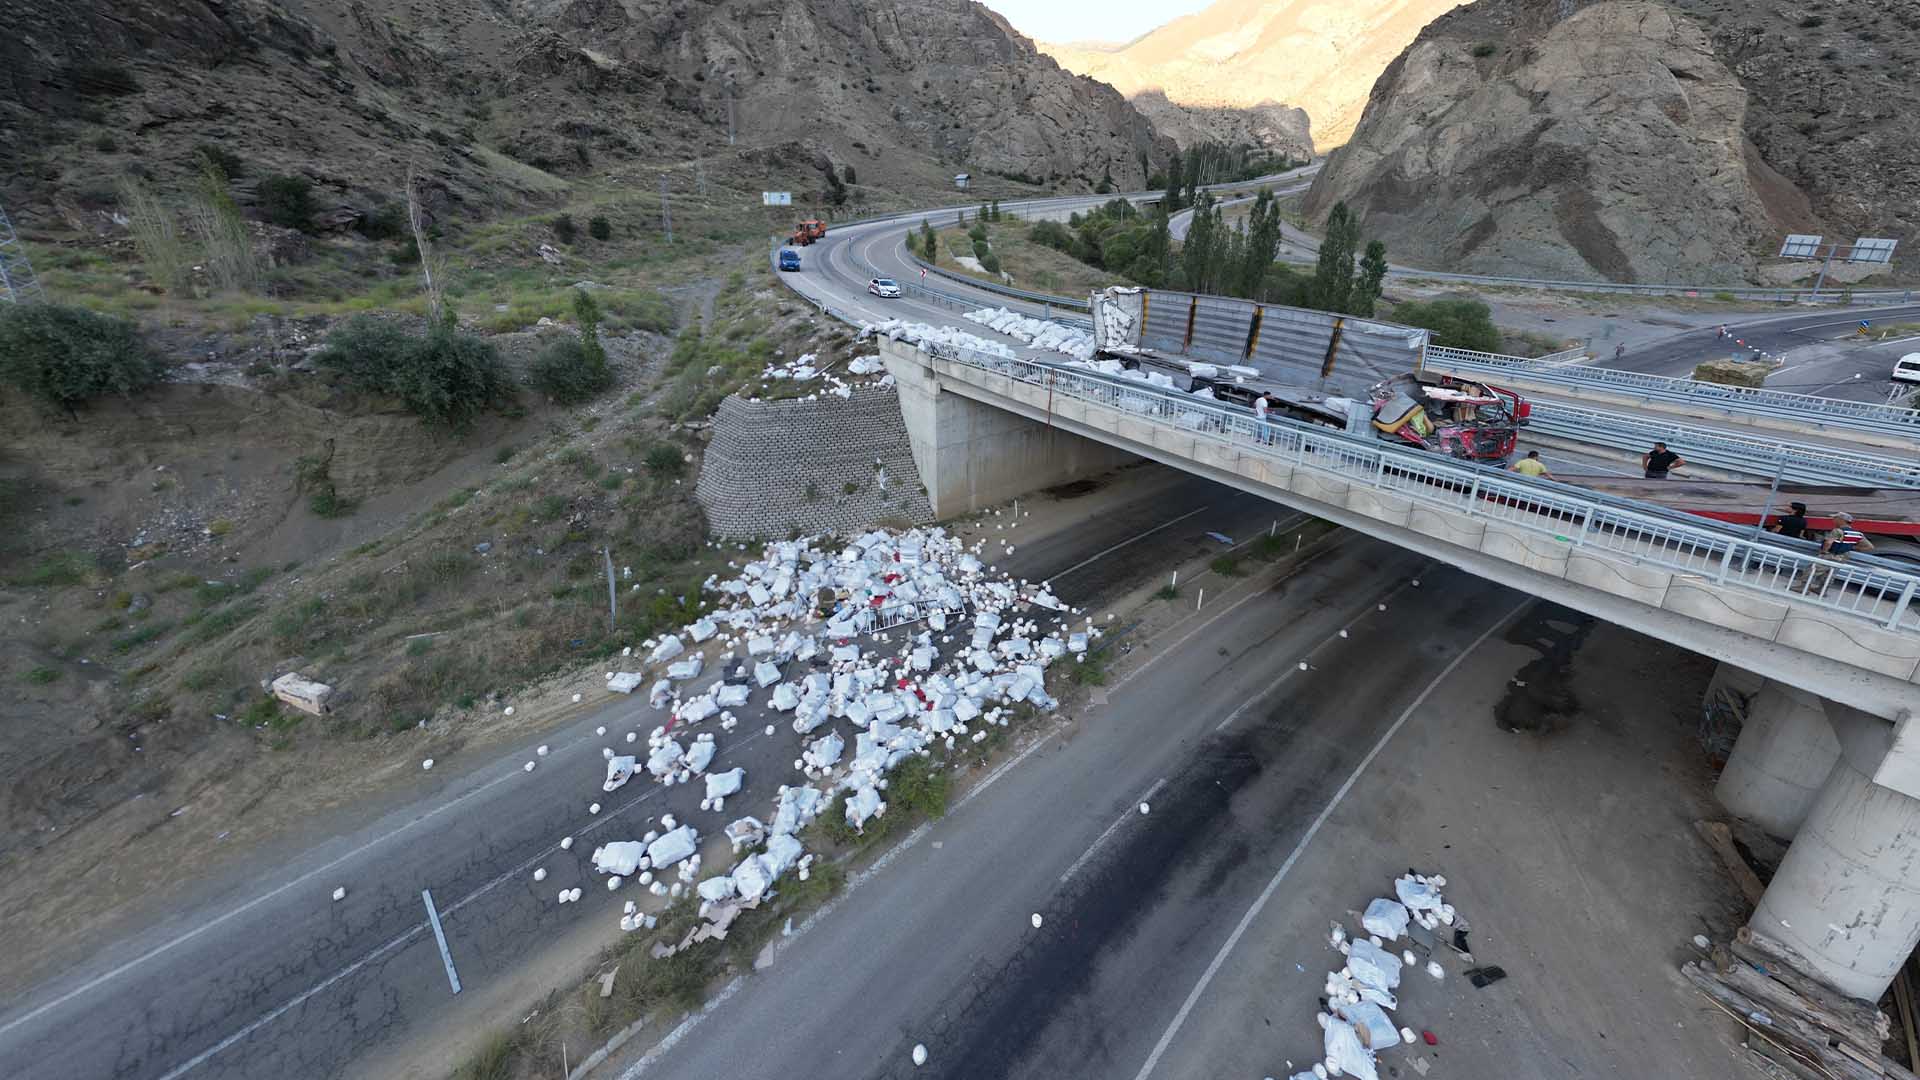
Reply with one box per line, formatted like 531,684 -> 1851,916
1525,401 -> 1920,488
1423,345 -> 1920,437
915,344 -> 1920,634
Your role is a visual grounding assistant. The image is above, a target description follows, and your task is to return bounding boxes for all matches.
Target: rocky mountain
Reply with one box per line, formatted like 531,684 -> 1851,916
1043,0 -> 1463,149
1122,92 -> 1313,160
1307,0 -> 1919,283
0,0 -> 1170,229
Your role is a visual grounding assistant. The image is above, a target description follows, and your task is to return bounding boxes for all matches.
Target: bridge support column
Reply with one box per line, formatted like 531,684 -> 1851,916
884,339 -> 1135,518
1750,753 -> 1920,1000
1714,676 -> 1840,838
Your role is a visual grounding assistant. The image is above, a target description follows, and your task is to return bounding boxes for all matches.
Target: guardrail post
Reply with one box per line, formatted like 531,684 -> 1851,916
1465,476 -> 1482,514
1889,580 -> 1918,630
1715,541 -> 1739,584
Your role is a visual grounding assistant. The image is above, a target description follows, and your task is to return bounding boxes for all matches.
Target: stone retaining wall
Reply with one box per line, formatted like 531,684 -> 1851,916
696,387 -> 933,539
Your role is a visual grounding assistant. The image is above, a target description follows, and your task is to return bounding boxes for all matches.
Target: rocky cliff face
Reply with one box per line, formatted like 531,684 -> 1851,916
0,0 -> 1168,227
1305,1 -> 1815,283
1306,0 -> 1918,283
1124,92 -> 1314,158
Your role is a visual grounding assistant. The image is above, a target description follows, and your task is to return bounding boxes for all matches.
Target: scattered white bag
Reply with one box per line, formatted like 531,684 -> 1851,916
1346,939 -> 1402,992
645,825 -> 698,869
705,767 -> 745,800
603,755 -> 637,792
592,841 -> 647,877
1361,898 -> 1409,942
1322,1015 -> 1378,1080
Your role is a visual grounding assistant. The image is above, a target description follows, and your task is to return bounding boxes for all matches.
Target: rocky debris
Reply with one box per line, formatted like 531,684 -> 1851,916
1306,1 -> 1803,284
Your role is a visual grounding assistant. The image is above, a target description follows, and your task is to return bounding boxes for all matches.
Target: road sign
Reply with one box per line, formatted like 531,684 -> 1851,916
1852,237 -> 1899,265
1779,234 -> 1824,259
761,191 -> 792,207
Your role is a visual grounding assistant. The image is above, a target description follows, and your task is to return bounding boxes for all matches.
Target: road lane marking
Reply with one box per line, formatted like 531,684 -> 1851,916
1046,505 -> 1213,581
1130,596 -> 1533,1080
1061,778 -> 1165,885
422,889 -> 461,995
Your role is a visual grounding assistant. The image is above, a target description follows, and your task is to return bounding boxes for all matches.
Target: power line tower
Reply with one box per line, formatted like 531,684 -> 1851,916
0,201 -> 47,304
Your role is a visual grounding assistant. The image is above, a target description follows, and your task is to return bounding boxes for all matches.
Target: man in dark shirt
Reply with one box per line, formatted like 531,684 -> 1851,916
1641,442 -> 1684,479
1768,502 -> 1810,539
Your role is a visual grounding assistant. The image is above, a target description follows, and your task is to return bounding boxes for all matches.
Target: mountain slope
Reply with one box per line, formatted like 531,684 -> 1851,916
0,0 -> 1169,228
1306,0 -> 1918,283
1043,0 -> 1464,148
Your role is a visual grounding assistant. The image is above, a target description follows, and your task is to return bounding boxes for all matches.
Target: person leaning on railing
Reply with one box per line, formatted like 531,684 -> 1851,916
1795,512 -> 1874,595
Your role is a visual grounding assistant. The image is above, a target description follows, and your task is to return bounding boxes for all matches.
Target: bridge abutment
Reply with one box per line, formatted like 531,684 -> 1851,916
884,339 -> 1135,517
1714,674 -> 1841,838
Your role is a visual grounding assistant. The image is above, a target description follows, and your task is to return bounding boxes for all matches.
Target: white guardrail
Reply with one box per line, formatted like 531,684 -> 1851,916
1424,345 -> 1920,437
915,342 -> 1920,635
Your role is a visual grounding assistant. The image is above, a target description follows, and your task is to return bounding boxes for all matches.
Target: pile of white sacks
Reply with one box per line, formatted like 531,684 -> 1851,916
751,351 -> 896,402
962,307 -> 1096,362
1300,872 -> 1458,1080
857,318 -> 1016,360
591,527 -> 1092,931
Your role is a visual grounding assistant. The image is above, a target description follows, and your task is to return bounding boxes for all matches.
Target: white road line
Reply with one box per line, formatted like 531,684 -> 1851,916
1046,505 -> 1213,581
140,780 -> 673,1078
0,723 -> 612,1039
1129,596 -> 1532,1080
1060,778 -> 1165,885
1211,573 -> 1423,733
422,889 -> 462,995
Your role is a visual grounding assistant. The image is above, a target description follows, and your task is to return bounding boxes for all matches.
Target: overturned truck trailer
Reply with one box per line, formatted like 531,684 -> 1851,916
1087,287 -> 1525,463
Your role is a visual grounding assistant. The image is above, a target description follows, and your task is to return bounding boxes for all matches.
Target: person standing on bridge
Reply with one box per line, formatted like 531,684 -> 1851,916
1510,450 -> 1555,481
1641,442 -> 1684,480
1799,512 -> 1874,595
1767,502 -> 1810,540
1253,392 -> 1273,445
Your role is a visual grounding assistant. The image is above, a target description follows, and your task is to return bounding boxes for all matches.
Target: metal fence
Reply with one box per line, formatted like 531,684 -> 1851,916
1525,400 -> 1920,488
1424,345 -> 1920,438
916,343 -> 1920,635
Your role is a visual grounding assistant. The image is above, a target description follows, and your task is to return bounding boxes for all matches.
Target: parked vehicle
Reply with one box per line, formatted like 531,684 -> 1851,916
789,219 -> 827,246
1893,353 -> 1920,384
778,248 -> 801,271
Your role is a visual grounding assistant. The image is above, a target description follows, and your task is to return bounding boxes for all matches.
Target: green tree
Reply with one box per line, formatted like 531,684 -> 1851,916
1180,192 -> 1225,294
1095,164 -> 1114,195
1391,298 -> 1502,352
588,215 -> 612,241
920,220 -> 937,262
1164,150 -> 1186,212
1235,189 -> 1281,299
552,214 -> 578,244
1353,240 -> 1389,317
990,200 -> 1001,222
0,303 -> 163,411
529,290 -> 613,404
1310,201 -> 1360,313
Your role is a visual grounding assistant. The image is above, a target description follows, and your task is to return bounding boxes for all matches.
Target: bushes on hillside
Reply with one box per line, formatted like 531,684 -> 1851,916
0,303 -> 163,410
314,316 -> 513,430
258,174 -> 315,231
528,290 -> 613,405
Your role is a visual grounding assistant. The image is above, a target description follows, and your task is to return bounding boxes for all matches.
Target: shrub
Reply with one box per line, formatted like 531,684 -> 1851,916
359,203 -> 407,240
1389,297 -> 1502,353
314,317 -> 514,430
980,252 -> 1002,275
967,223 -> 988,244
23,667 -> 60,685
1028,219 -> 1072,250
195,143 -> 246,180
588,215 -> 612,240
0,303 -> 163,410
1470,42 -> 1497,58
258,174 -> 315,231
552,214 -> 578,245
643,443 -> 686,476
528,290 -> 611,404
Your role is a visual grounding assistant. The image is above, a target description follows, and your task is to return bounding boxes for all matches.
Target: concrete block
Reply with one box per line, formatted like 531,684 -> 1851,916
271,672 -> 333,715
1661,580 -> 1789,639
1564,550 -> 1672,607
1344,487 -> 1413,528
1289,468 -> 1350,507
1775,610 -> 1920,681
1479,521 -> 1570,576
1408,505 -> 1485,549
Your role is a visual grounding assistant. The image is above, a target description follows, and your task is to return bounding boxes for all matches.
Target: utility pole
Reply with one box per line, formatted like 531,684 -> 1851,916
0,201 -> 46,304
726,94 -> 736,147
659,174 -> 673,244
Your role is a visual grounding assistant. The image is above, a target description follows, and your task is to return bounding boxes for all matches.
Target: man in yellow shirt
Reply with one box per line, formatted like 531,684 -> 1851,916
1510,450 -> 1554,481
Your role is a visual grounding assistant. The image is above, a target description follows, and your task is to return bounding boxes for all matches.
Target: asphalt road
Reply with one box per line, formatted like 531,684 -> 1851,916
1602,304 -> 1920,403
0,468 -> 1295,1080
616,546 -> 1521,1080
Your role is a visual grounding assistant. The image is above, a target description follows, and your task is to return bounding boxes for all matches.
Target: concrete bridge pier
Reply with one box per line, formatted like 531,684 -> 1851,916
1713,673 -> 1841,838
886,341 -> 1136,517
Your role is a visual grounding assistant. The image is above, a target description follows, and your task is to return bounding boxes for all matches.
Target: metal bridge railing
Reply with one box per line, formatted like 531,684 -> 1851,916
917,343 -> 1920,635
1424,345 -> 1920,438
1525,401 -> 1920,488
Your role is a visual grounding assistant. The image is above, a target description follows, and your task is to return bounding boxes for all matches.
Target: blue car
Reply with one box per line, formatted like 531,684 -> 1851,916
778,249 -> 801,271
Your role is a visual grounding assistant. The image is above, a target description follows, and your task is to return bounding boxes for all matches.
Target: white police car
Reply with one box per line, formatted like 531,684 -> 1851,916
867,277 -> 902,298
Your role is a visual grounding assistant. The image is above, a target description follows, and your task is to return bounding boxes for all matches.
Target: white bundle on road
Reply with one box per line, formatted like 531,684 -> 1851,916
607,672 -> 645,694
592,841 -> 648,877
1346,939 -> 1402,993
845,785 -> 885,830
705,767 -> 745,800
1361,898 -> 1409,942
647,739 -> 685,778
804,730 -> 845,770
684,737 -> 717,774
646,825 -> 699,869
603,755 -> 637,792
648,636 -> 684,664
665,655 -> 704,681
772,785 -> 825,836
1322,1014 -> 1379,1080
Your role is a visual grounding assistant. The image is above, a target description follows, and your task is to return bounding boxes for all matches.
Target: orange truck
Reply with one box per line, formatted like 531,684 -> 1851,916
789,219 -> 827,246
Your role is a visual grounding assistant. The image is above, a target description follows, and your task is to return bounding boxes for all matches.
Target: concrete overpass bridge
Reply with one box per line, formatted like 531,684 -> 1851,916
875,334 -> 1920,1002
